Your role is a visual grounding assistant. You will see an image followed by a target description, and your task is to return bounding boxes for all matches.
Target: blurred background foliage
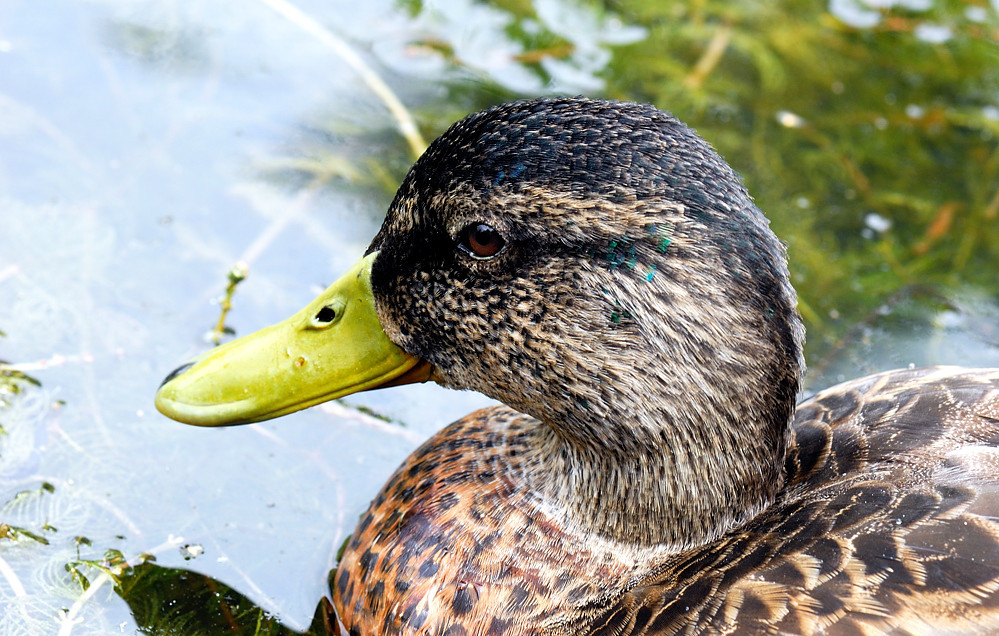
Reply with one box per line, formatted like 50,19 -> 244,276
601,0 -> 999,370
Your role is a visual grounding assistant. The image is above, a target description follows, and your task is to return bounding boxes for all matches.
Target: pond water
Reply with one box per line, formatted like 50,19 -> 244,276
1,1 -> 998,634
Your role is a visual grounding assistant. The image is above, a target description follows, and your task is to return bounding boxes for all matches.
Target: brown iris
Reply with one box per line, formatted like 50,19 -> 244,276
460,223 -> 505,259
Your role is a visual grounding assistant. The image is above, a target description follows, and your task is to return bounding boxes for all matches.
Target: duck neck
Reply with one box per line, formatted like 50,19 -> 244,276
516,373 -> 794,550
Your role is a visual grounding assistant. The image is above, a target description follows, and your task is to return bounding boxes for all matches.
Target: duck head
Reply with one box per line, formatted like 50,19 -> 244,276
157,97 -> 805,547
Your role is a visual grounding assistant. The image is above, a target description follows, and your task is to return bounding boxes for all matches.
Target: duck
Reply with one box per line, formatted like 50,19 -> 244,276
155,97 -> 999,635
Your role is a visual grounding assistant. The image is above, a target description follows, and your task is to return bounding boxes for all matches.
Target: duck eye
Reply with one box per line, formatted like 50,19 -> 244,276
459,223 -> 505,259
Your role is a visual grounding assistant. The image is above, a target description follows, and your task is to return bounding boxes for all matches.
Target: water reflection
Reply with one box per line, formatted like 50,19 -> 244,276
101,19 -> 211,73
810,287 -> 999,389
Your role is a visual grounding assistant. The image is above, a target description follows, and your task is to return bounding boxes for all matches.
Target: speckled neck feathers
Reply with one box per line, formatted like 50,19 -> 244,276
368,98 -> 805,549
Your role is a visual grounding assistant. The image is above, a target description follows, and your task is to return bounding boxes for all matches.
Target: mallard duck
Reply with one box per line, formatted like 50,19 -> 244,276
156,98 -> 999,635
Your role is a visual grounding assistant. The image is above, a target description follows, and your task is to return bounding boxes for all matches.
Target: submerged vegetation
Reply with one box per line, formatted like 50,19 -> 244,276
114,561 -> 335,636
0,352 -> 41,413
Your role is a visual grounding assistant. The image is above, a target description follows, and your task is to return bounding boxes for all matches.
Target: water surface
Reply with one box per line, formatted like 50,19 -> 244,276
1,1 -> 997,633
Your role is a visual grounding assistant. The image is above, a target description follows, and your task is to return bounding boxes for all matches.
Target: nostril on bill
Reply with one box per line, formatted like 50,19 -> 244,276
160,362 -> 195,389
315,305 -> 336,323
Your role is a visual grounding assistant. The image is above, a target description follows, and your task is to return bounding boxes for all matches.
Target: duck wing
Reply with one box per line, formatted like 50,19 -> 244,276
584,367 -> 999,635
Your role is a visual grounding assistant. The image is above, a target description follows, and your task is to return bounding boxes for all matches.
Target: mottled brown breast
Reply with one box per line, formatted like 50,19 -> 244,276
332,367 -> 999,635
333,409 -> 645,635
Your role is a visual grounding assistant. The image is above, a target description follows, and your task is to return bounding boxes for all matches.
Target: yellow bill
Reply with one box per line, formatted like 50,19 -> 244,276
155,252 -> 430,426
